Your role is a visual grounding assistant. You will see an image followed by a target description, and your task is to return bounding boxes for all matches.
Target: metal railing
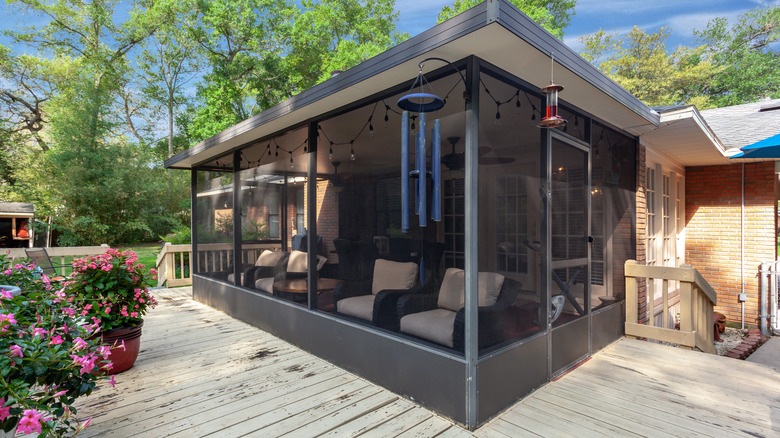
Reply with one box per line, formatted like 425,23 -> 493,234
624,260 -> 717,354
3,245 -> 110,277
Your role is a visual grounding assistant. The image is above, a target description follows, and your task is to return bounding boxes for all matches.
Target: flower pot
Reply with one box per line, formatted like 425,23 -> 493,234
99,320 -> 144,375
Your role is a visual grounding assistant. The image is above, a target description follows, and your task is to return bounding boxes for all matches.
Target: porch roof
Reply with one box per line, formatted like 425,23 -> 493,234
165,0 -> 659,170
0,201 -> 34,218
640,105 -> 732,167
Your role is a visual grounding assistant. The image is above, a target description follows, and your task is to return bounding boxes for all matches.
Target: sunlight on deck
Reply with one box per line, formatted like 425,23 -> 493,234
74,287 -> 780,437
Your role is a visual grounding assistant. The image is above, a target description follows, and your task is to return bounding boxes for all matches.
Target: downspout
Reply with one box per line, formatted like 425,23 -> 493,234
741,163 -> 745,329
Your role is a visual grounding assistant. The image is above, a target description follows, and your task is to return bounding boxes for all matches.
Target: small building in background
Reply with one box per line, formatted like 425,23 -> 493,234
0,202 -> 34,248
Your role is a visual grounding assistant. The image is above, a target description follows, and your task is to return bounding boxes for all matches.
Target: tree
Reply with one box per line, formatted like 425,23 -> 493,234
138,8 -> 203,157
186,0 -> 406,142
579,27 -> 719,108
695,2 -> 780,107
437,0 -> 576,39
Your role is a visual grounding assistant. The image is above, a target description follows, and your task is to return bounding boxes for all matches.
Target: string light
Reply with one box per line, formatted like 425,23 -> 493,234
369,116 -> 374,137
350,141 -> 356,161
329,142 -> 334,160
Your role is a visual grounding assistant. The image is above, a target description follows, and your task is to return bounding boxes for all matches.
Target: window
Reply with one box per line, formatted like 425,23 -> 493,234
495,175 -> 528,275
662,174 -> 671,266
267,191 -> 280,239
295,188 -> 305,235
444,178 -> 465,269
646,167 -> 656,266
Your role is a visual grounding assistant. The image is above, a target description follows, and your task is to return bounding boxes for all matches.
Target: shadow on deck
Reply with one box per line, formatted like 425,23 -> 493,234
74,288 -> 780,437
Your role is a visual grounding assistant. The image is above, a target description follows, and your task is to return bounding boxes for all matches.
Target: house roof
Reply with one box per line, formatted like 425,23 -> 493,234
640,105 -> 731,166
165,0 -> 659,170
700,99 -> 780,151
0,202 -> 34,217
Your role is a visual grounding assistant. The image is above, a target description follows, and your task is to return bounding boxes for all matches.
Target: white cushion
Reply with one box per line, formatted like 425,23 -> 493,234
337,295 -> 375,321
371,259 -> 418,295
227,273 -> 244,285
437,268 -> 505,312
400,309 -> 457,348
255,277 -> 274,294
287,251 -> 327,273
256,250 -> 285,267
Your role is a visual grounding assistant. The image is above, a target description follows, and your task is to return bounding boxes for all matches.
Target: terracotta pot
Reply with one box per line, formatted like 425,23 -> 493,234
99,320 -> 143,375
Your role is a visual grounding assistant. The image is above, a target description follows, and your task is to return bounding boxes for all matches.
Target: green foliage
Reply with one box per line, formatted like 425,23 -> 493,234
161,226 -> 191,244
579,27 -> 719,108
0,254 -> 107,436
695,2 -> 780,107
65,248 -> 158,331
243,219 -> 269,241
437,0 -> 575,39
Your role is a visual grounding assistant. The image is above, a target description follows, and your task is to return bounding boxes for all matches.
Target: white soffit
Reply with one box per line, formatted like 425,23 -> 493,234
641,106 -> 731,167
170,20 -> 657,169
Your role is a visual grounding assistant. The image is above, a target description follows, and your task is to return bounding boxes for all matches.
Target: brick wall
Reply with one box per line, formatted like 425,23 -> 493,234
315,180 -> 339,263
685,162 -> 777,325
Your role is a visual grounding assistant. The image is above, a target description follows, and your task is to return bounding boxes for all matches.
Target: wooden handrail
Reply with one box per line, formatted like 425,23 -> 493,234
3,245 -> 110,276
624,260 -> 716,354
155,242 -> 281,287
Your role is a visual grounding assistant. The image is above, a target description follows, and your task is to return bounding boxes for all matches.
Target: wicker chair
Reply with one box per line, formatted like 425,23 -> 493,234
335,258 -> 422,330
397,268 -> 520,352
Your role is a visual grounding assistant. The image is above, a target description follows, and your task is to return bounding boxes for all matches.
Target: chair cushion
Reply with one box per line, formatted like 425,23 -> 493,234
287,251 -> 327,273
255,277 -> 274,294
437,268 -> 506,312
227,273 -> 244,285
336,295 -> 375,321
255,250 -> 285,267
371,259 -> 418,295
400,309 -> 457,348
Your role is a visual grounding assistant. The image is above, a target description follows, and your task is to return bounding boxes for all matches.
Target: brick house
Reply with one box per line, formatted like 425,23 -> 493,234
640,100 -> 780,327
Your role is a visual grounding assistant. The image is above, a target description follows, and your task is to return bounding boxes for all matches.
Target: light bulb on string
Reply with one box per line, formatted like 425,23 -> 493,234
495,103 -> 501,126
329,142 -> 334,160
290,155 -> 294,168
384,106 -> 390,128
350,141 -> 355,161
369,117 -> 374,137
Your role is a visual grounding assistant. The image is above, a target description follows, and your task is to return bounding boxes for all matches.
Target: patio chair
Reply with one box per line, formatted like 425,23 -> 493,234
335,258 -> 421,330
397,268 -> 521,352
232,249 -> 290,289
247,250 -> 327,294
25,247 -> 68,278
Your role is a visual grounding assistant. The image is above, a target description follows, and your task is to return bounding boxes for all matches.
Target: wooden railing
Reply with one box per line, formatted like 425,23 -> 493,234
625,260 -> 717,354
156,243 -> 281,287
3,245 -> 110,277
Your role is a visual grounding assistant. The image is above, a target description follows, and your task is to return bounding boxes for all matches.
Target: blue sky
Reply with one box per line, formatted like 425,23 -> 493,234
0,0 -> 769,54
394,0 -> 768,52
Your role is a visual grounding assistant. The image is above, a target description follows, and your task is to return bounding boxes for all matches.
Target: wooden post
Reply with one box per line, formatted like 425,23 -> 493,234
662,278 -> 669,329
625,260 -> 638,339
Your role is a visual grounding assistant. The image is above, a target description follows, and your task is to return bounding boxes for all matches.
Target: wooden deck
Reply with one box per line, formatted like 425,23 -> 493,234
75,287 -> 780,437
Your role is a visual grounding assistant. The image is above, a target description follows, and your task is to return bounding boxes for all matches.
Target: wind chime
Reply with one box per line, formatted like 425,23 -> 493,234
398,61 -> 444,233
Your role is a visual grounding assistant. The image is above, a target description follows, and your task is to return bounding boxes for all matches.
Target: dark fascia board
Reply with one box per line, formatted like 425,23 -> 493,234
494,1 -> 658,126
166,0 -> 657,169
165,3 -> 490,169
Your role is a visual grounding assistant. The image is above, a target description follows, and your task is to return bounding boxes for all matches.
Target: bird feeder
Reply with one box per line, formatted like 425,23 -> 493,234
538,54 -> 567,129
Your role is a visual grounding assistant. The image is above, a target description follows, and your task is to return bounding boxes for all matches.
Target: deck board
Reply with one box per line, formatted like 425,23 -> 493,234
74,288 -> 779,437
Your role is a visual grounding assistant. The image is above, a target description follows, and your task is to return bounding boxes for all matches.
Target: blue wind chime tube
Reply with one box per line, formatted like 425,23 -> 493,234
431,119 -> 441,222
401,111 -> 410,232
417,112 -> 427,227
413,131 -> 419,216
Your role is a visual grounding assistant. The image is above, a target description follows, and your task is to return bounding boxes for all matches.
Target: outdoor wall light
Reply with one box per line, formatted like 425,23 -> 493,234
538,54 -> 567,129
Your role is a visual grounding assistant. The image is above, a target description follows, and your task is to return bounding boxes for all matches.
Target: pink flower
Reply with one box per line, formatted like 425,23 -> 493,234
108,375 -> 116,388
0,313 -> 16,324
9,344 -> 23,358
53,390 -> 68,397
98,345 -> 111,359
0,289 -> 12,299
31,327 -> 47,338
130,312 -> 138,318
50,335 -> 64,345
73,337 -> 88,350
17,409 -> 44,434
104,307 -> 112,315
0,397 -> 11,421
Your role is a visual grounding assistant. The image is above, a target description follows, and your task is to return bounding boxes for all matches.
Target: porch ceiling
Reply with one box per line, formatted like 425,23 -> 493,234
640,106 -> 732,167
165,1 -> 659,170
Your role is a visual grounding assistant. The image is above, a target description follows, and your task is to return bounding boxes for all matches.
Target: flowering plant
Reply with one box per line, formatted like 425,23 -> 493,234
1,253 -> 109,436
65,249 -> 158,332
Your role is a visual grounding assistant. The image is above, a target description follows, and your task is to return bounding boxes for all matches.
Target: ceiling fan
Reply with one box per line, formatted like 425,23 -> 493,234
440,137 -> 516,170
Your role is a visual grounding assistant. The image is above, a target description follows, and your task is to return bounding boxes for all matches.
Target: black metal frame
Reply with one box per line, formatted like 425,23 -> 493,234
186,1 -> 642,427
